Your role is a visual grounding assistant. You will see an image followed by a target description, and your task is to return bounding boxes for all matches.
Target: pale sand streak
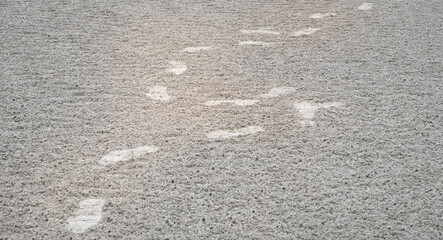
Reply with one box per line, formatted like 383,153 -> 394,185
67,199 -> 105,234
292,28 -> 320,37
259,87 -> 295,98
239,41 -> 275,46
294,102 -> 343,126
167,61 -> 187,75
205,99 -> 259,106
240,29 -> 280,35
207,126 -> 264,139
99,146 -> 159,165
146,86 -> 171,102
182,46 -> 212,52
310,13 -> 337,19
358,3 -> 373,11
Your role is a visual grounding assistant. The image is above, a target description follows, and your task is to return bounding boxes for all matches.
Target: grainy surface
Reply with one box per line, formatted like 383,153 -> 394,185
1,0 -> 442,239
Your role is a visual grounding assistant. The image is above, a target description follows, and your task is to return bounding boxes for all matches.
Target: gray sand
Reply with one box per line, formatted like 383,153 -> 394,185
1,0 -> 442,239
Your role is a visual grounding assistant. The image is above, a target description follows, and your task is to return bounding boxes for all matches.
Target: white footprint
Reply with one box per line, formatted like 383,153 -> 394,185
99,146 -> 159,165
67,199 -> 105,234
292,28 -> 320,37
207,126 -> 264,139
259,87 -> 295,98
294,101 -> 342,126
240,29 -> 280,35
239,41 -> 275,46
182,46 -> 212,52
167,61 -> 187,75
205,99 -> 258,106
146,86 -> 172,102
309,13 -> 337,19
358,3 -> 373,11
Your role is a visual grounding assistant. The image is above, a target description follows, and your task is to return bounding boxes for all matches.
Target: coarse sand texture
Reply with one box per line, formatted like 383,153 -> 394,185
1,0 -> 441,239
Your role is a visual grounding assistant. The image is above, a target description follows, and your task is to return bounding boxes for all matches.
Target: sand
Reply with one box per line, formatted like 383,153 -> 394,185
1,0 -> 442,239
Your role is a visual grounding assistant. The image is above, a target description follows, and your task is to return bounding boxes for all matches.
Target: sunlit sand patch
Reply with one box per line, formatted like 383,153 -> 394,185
294,101 -> 343,126
292,28 -> 320,37
67,199 -> 105,234
239,41 -> 275,46
240,29 -> 280,35
167,61 -> 187,75
310,13 -> 337,19
182,46 -> 213,52
99,146 -> 159,165
205,99 -> 259,106
146,86 -> 171,102
358,3 -> 373,10
259,87 -> 295,98
207,126 -> 264,139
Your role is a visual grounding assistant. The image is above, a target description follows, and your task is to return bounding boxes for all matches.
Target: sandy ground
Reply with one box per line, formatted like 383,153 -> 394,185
1,0 -> 442,239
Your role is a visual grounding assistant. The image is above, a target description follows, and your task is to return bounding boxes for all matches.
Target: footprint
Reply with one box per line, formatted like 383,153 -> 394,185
167,61 -> 187,75
259,87 -> 295,98
294,101 -> 342,126
239,41 -> 275,46
99,146 -> 159,165
240,29 -> 280,35
292,28 -> 320,37
358,3 -> 373,10
182,46 -> 212,52
309,13 -> 337,19
207,126 -> 264,139
146,86 -> 171,102
67,199 -> 105,234
205,99 -> 258,106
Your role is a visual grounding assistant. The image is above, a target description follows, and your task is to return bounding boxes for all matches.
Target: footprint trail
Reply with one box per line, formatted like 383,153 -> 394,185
358,3 -> 373,11
167,61 -> 187,75
310,13 -> 337,19
146,86 -> 172,102
259,87 -> 295,98
292,28 -> 320,37
99,146 -> 159,165
182,46 -> 212,52
240,29 -> 280,35
205,99 -> 258,106
67,199 -> 105,234
239,41 -> 275,46
294,101 -> 343,126
207,126 -> 264,139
